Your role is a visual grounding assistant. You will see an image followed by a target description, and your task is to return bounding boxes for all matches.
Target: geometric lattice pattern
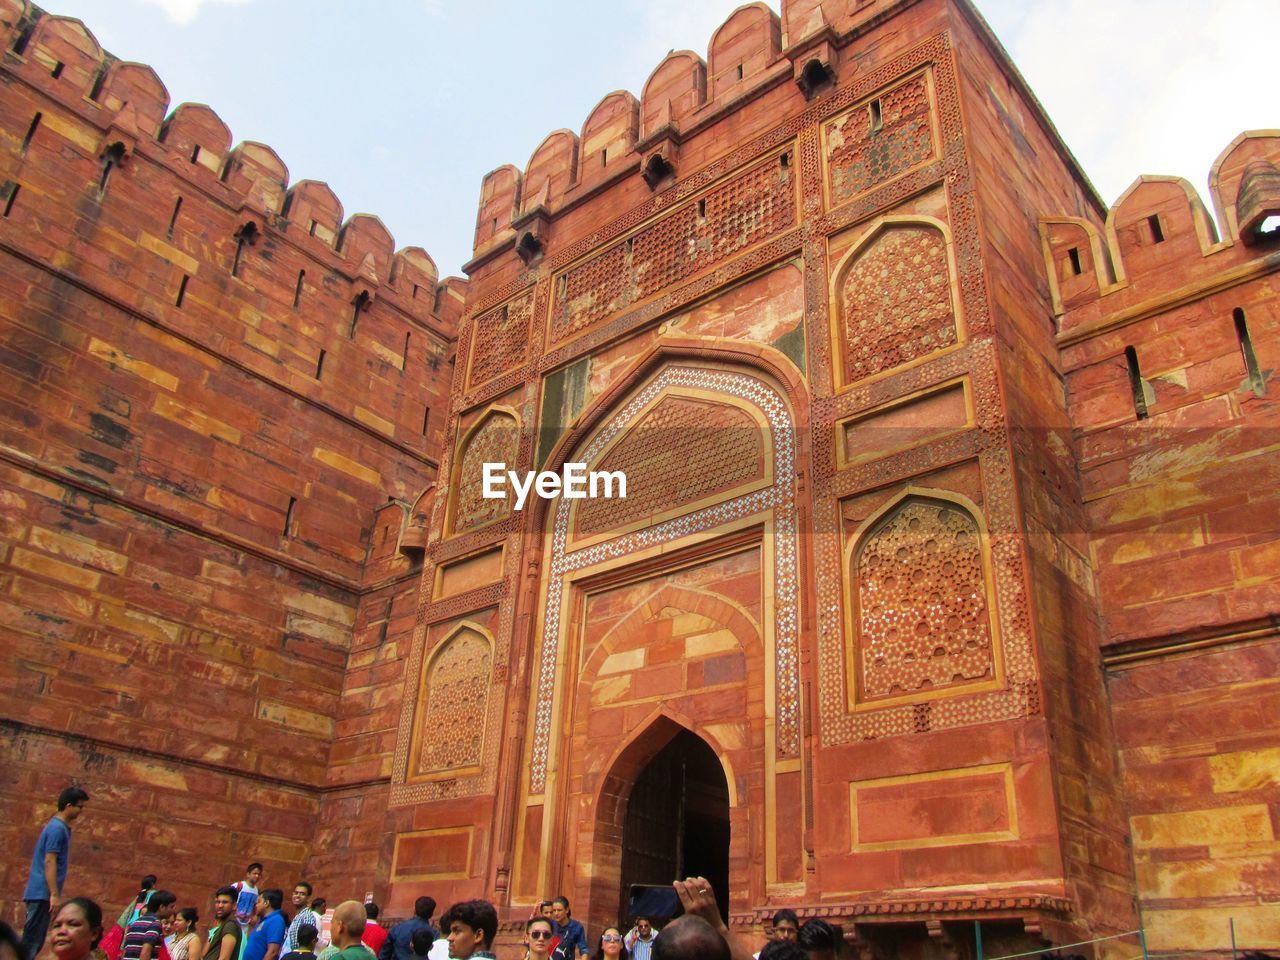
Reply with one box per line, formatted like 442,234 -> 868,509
856,498 -> 994,700
573,395 -> 765,538
532,365 -> 800,792
840,223 -> 956,384
826,72 -> 934,204
415,628 -> 491,775
468,291 -> 532,387
452,411 -> 519,534
550,154 -> 796,343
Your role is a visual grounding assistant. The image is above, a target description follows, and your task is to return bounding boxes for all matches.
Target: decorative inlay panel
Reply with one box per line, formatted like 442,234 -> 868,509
817,334 -> 1039,744
573,395 -> 765,539
837,223 -> 957,384
824,71 -> 936,206
549,152 -> 797,345
414,627 -> 492,775
855,497 -> 995,701
468,290 -> 533,388
385,31 -> 1037,815
452,411 -> 519,534
531,364 -> 799,793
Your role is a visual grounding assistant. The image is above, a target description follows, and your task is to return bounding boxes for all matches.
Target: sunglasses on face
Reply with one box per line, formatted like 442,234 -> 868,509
529,931 -> 553,940
603,936 -> 623,943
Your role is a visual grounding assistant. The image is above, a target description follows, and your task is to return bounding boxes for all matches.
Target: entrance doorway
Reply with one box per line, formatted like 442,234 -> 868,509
618,729 -> 730,922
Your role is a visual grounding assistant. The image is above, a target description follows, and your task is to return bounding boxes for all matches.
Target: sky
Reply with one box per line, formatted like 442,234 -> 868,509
42,0 -> 1276,280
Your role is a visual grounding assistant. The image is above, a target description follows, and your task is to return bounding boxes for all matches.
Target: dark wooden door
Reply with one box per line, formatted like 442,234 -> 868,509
618,730 -> 730,922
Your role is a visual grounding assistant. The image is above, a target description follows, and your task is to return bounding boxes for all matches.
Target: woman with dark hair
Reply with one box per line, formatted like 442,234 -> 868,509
522,917 -> 553,960
168,911 -> 200,960
589,927 -> 628,960
127,879 -> 159,926
103,878 -> 158,960
50,897 -> 104,960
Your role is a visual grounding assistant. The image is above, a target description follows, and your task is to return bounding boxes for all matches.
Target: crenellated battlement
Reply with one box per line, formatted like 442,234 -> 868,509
0,2 -> 466,331
467,0 -> 894,268
1,0 -> 1277,948
0,1 -> 473,473
1041,131 -> 1280,338
1044,130 -> 1279,445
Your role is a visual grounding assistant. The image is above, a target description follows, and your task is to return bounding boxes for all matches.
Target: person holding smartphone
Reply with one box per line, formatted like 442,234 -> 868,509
664,877 -> 752,960
622,918 -> 657,960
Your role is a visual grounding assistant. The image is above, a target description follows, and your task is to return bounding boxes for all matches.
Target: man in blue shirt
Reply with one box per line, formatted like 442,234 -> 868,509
623,917 -> 658,960
377,896 -> 437,960
243,890 -> 286,960
21,786 -> 89,960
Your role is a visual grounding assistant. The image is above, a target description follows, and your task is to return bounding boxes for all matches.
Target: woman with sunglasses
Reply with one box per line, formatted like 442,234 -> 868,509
523,918 -> 555,960
590,928 -> 628,960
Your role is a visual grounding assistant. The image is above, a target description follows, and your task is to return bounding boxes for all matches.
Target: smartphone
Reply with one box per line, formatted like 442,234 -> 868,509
627,884 -> 683,920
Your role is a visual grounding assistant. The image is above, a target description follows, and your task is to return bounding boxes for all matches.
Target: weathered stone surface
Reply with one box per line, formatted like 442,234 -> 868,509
1,3 -> 1277,959
0,2 -> 452,922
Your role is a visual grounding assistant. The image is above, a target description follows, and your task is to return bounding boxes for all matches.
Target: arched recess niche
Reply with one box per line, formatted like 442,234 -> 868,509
509,346 -> 808,910
829,215 -> 964,390
843,487 -> 1005,710
405,620 -> 497,783
445,406 -> 521,536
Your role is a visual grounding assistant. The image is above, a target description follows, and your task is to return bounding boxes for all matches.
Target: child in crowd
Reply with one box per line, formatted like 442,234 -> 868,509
282,924 -> 319,960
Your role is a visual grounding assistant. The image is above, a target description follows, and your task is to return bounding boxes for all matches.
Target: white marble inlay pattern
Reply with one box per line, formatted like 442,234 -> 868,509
530,365 -> 799,793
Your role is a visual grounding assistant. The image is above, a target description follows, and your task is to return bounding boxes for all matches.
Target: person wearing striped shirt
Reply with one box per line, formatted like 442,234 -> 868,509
623,918 -> 657,960
122,892 -> 177,960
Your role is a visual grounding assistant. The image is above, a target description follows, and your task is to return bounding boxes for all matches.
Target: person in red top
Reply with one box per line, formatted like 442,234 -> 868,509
359,905 -> 387,955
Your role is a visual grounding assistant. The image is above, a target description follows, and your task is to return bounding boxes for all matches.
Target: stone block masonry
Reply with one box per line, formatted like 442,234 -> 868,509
1,1 -> 1278,958
0,0 -> 459,923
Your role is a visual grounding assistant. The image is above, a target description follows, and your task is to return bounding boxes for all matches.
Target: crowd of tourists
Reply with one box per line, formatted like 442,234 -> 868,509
8,789 -> 843,960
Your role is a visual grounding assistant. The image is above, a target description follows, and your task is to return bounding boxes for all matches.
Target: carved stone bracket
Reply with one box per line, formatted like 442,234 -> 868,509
512,205 -> 550,266
793,40 -> 838,100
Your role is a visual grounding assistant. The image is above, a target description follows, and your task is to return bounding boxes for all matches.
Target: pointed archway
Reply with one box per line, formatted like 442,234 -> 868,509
510,353 -> 805,913
588,715 -> 736,934
620,728 -> 730,924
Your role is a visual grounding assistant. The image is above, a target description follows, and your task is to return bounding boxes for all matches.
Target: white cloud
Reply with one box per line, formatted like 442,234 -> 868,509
996,0 -> 1275,215
137,0 -> 253,26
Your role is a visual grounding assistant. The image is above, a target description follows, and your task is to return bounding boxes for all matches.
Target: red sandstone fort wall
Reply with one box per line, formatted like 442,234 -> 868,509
1041,125 -> 1280,951
306,497 -> 438,902
0,0 -> 457,924
390,0 -> 1138,952
946,5 -> 1136,937
392,0 -> 1277,953
1,0 -> 1277,956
